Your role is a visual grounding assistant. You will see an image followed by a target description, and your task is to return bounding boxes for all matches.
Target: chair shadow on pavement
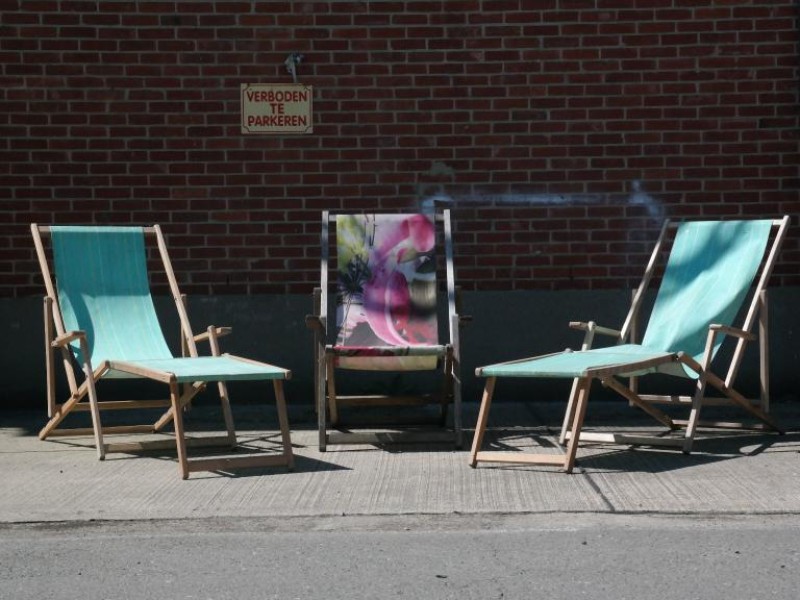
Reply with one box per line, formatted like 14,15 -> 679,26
474,427 -> 800,475
5,404 -> 800,477
1,408 -> 351,478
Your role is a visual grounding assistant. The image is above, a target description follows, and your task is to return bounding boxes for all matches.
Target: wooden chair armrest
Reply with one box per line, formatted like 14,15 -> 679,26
51,330 -> 85,348
305,314 -> 326,333
710,324 -> 756,341
194,326 -> 232,344
569,321 -> 621,338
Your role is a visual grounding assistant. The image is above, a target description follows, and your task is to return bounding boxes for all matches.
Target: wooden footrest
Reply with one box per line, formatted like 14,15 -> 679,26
672,419 -> 776,432
472,451 -> 567,467
48,425 -> 156,437
336,394 -> 443,407
565,431 -> 685,447
326,430 -> 457,446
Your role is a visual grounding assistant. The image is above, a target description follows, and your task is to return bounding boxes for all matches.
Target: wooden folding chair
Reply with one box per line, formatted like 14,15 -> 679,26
32,224 -> 294,479
306,210 -> 467,450
470,217 -> 790,473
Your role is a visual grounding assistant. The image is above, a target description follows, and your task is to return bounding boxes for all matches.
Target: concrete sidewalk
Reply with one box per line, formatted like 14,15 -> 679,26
1,401 -> 800,524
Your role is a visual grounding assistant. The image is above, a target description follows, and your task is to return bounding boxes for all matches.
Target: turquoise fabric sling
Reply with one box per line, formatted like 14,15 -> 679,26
51,226 -> 285,382
640,219 -> 772,374
480,220 -> 773,380
480,345 -> 673,379
52,226 -> 172,367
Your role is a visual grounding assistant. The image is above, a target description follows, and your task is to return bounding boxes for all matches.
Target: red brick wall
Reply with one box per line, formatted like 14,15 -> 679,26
2,1 -> 798,296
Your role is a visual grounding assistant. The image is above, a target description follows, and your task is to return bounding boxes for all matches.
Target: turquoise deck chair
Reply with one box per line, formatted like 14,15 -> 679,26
32,224 -> 294,479
470,217 -> 790,473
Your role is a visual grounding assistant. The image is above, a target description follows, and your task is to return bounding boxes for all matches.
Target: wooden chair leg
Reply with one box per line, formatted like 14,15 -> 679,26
153,382 -> 202,432
44,297 -> 56,418
83,370 -> 105,461
326,355 -> 339,425
39,387 -> 86,440
758,290 -> 769,413
273,380 -> 294,470
559,377 -> 582,446
317,349 -> 327,452
205,325 -> 236,446
682,373 -> 708,454
217,381 -> 237,448
452,353 -> 463,450
469,377 -> 496,467
683,327 -> 717,453
169,381 -> 190,480
563,378 -> 591,473
439,351 -> 453,428
439,400 -> 450,428
706,372 -> 782,432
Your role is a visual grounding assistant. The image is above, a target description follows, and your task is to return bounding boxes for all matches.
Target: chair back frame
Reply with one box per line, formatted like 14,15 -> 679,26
319,210 -> 457,351
31,225 -> 203,413
619,217 -> 789,387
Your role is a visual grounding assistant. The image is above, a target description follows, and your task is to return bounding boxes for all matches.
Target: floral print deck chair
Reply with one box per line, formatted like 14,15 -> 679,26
307,210 -> 465,451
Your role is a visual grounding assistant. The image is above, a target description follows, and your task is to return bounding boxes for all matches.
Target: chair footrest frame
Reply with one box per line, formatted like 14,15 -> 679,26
325,430 -> 459,447
336,394 -> 448,407
471,451 -> 568,469
564,431 -> 685,447
68,399 -> 172,411
672,419 -> 777,432
47,424 -> 156,437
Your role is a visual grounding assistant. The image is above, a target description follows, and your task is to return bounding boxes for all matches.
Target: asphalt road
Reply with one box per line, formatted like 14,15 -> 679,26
1,513 -> 798,600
